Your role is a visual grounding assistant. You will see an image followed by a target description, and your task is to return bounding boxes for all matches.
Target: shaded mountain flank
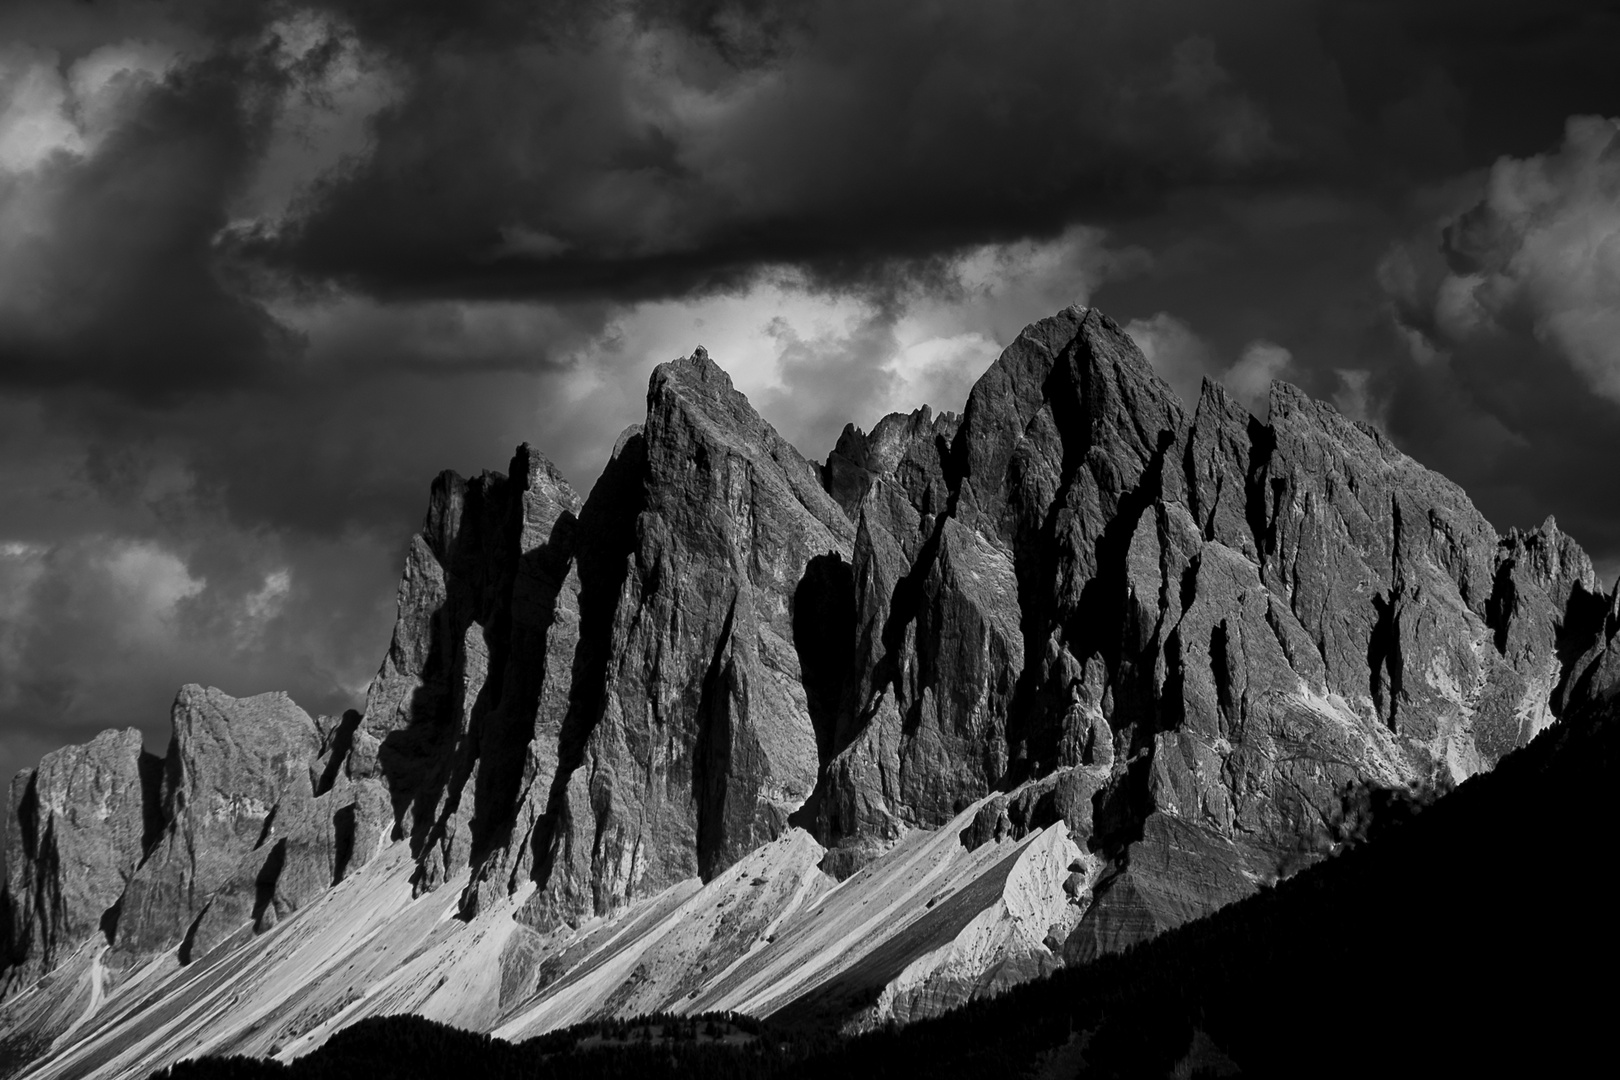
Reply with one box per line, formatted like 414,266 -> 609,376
154,663 -> 1620,1079
5,306 -> 1618,1077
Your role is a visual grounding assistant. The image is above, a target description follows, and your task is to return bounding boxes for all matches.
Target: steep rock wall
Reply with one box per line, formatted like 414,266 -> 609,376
2,306 -> 1611,1051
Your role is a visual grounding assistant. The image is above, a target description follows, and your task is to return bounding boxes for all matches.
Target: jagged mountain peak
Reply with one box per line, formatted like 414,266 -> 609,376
644,345 -> 851,547
957,304 -> 1177,419
1192,372 -> 1242,412
509,442 -> 577,496
1500,514 -> 1596,587
646,344 -> 753,439
653,342 -> 725,387
824,405 -> 960,520
950,305 -> 1186,539
7,305 -> 1620,1079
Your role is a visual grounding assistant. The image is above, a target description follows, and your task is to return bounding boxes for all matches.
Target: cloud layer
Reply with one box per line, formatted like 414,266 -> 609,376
2,0 -> 1620,781
1380,115 -> 1620,563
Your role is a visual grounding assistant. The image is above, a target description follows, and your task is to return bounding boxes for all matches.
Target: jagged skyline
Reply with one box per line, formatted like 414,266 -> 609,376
3,0 -> 1620,788
10,308 -> 1608,1077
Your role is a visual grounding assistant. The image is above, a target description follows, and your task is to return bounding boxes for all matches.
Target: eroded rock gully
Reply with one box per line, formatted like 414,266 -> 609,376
6,307 -> 1617,1066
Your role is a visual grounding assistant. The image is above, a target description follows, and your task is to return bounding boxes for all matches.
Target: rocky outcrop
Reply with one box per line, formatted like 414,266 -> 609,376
2,686 -> 378,1006
353,444 -> 585,908
805,306 -> 1609,947
1,729 -> 160,997
332,347 -> 855,931
3,305 -> 1615,1066
823,406 -> 959,519
516,349 -> 853,924
114,687 -> 346,962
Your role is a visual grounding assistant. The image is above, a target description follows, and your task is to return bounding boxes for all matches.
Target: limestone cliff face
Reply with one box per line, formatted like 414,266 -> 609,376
496,349 -> 854,927
327,347 -> 854,932
111,686 -> 368,963
2,687 -> 374,999
1,729 -> 159,997
812,307 -> 1608,944
2,306 -> 1612,1024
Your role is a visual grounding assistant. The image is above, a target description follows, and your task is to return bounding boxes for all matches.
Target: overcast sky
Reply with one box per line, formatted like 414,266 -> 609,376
2,0 -> 1619,782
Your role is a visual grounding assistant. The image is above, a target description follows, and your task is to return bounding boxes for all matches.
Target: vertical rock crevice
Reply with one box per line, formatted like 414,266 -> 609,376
791,553 -> 857,777
518,430 -> 645,923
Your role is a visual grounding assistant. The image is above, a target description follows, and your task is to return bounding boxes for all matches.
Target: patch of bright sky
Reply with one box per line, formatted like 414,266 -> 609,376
230,11 -> 402,229
0,39 -> 179,172
563,223 -> 1143,456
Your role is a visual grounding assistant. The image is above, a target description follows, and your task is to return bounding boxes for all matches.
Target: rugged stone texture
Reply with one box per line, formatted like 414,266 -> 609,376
1,729 -> 160,995
114,687 -> 326,962
1,686 -> 388,995
312,346 -> 856,932
4,304 -> 1614,1025
823,406 -> 958,519
513,349 -> 855,928
352,445 -> 584,908
803,306 -> 1610,945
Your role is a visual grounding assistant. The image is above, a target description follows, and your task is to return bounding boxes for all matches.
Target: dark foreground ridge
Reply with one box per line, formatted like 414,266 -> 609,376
155,687 -> 1620,1078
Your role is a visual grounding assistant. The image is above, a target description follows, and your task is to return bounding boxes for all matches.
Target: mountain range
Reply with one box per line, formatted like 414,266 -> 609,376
5,306 -> 1617,1078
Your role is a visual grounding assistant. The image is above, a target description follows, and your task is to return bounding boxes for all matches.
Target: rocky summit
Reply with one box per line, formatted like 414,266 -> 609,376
5,307 -> 1617,1078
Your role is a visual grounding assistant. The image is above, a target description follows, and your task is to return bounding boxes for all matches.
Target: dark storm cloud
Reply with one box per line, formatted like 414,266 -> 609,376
0,12 -> 621,528
3,0 -> 1620,782
1341,0 -> 1620,159
241,0 -> 1620,305
245,0 -> 1320,300
0,54 -> 290,398
1377,117 -> 1620,563
0,11 -> 622,780
11,0 -> 1616,394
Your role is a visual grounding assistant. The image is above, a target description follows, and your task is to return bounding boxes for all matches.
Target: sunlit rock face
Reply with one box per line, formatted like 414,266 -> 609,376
1,729 -> 159,999
340,347 -> 855,931
4,306 -> 1615,1079
810,306 -> 1608,940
